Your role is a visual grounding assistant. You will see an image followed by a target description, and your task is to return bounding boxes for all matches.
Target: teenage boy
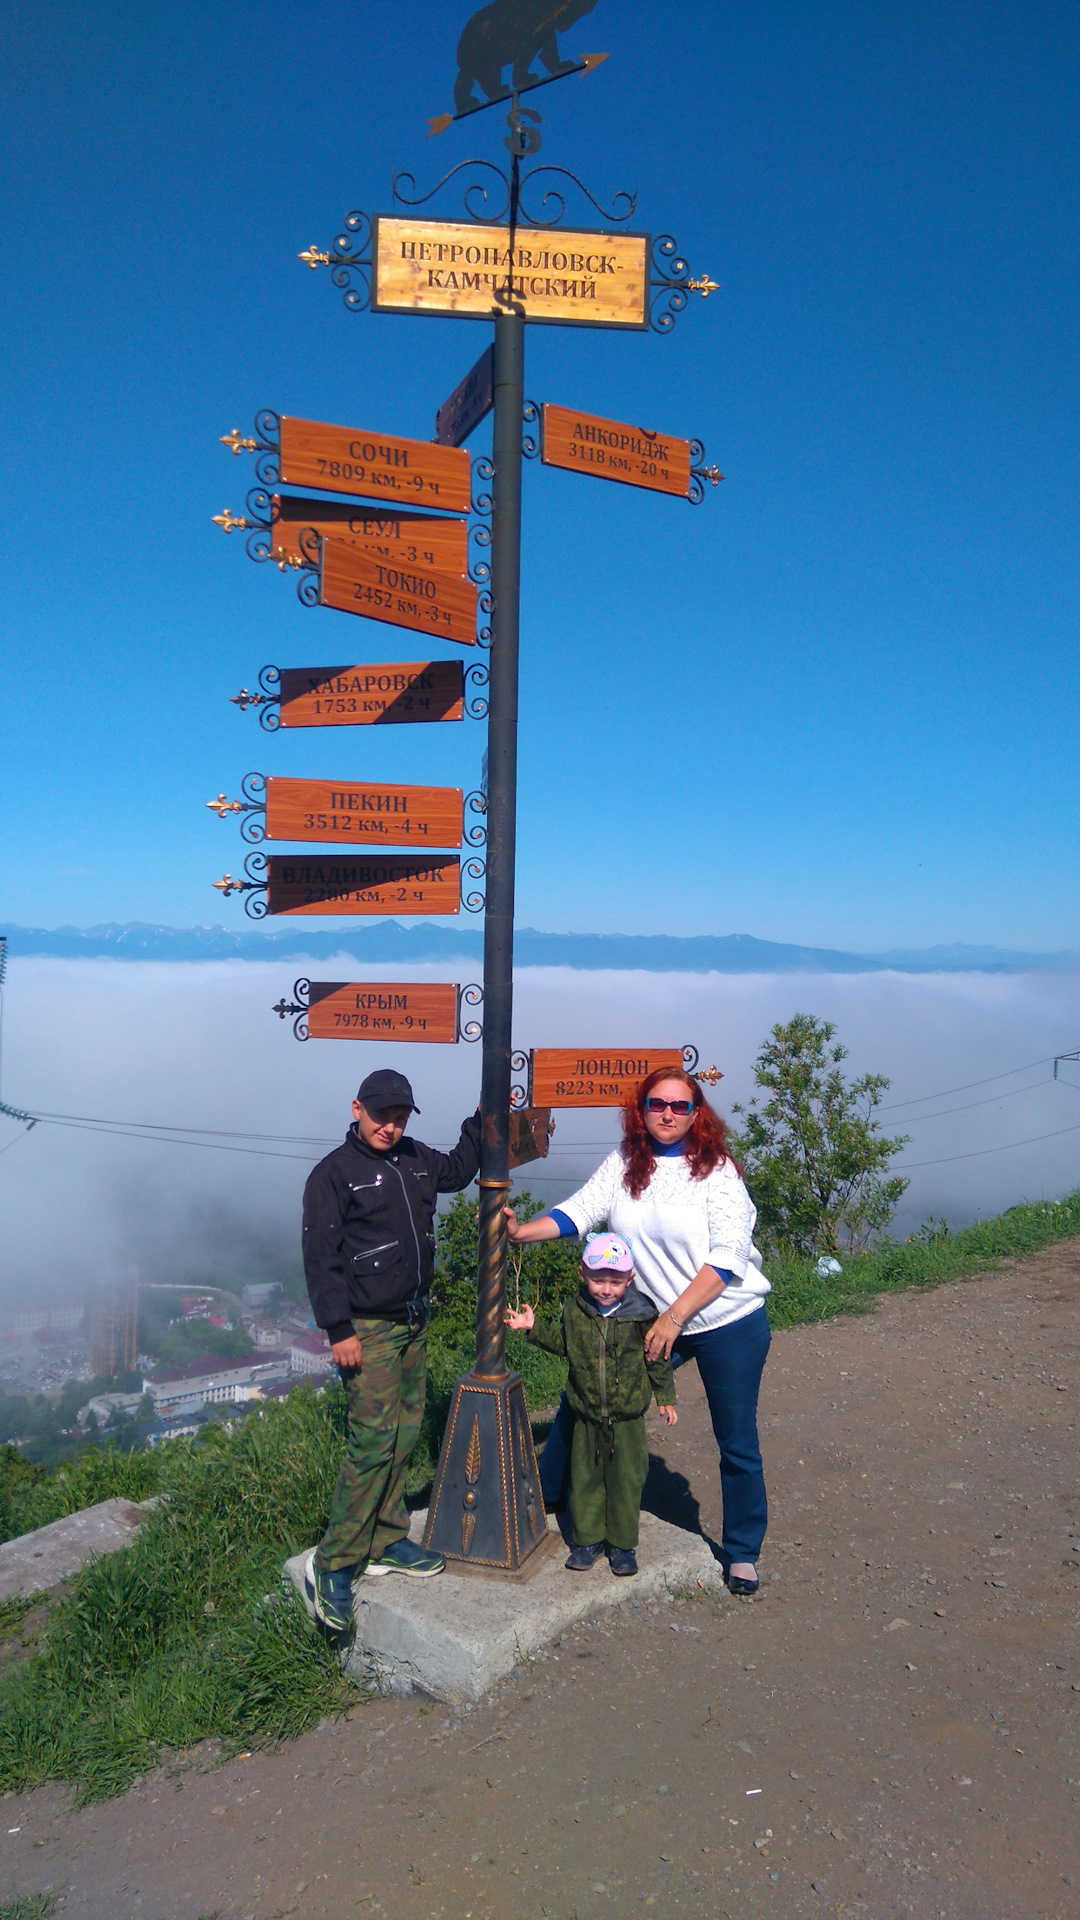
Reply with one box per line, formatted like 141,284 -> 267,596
505,1233 -> 677,1576
301,1068 -> 480,1630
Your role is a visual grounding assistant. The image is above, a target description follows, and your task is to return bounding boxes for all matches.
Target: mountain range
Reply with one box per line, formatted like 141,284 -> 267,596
3,922 -> 1078,974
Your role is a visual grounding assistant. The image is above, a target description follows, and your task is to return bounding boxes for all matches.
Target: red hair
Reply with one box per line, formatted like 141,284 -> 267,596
620,1066 -> 740,1200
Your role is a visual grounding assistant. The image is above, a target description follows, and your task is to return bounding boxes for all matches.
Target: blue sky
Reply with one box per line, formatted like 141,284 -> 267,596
2,0 -> 1078,949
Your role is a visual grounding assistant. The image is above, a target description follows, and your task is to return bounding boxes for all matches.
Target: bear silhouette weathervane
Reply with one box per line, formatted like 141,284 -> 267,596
428,0 -> 609,136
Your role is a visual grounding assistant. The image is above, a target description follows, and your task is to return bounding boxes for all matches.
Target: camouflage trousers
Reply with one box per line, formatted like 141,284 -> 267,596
315,1316 -> 427,1575
569,1412 -> 649,1552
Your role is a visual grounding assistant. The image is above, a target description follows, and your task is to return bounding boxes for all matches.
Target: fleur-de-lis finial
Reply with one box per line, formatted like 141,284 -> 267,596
700,466 -> 724,487
298,245 -> 330,269
211,508 -> 250,533
230,687 -> 269,710
220,428 -> 258,455
694,1065 -> 724,1086
212,873 -> 240,895
206,793 -> 243,818
686,275 -> 720,297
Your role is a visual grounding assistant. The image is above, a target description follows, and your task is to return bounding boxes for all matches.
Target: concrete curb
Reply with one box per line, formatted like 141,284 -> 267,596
0,1497 -> 158,1600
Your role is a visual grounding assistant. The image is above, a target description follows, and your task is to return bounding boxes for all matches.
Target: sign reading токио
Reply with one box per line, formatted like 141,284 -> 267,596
275,660 -> 465,728
277,415 -> 472,512
373,217 -> 649,329
305,981 -> 460,1043
541,403 -> 694,499
319,539 -> 479,647
269,497 -> 469,574
530,1047 -> 684,1108
261,776 -> 463,847
264,853 -> 462,916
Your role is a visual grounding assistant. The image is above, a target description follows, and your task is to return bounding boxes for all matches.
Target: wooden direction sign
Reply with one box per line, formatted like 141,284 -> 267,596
269,497 -> 469,574
541,404 -> 694,499
373,217 -> 649,330
263,776 -> 462,848
509,1107 -> 554,1169
264,854 -> 461,916
276,660 -> 464,727
530,1048 -> 685,1108
320,538 -> 479,648
435,345 -> 494,447
305,981 -> 460,1043
277,415 -> 471,513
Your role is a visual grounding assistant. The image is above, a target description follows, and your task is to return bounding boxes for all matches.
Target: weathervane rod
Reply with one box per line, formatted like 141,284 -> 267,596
428,50 -> 608,135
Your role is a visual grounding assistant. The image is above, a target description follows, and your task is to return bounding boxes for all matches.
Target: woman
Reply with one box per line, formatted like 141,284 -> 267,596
504,1067 -> 771,1593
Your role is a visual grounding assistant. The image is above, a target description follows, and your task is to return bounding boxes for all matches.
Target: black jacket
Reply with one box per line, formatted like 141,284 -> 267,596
302,1114 -> 481,1339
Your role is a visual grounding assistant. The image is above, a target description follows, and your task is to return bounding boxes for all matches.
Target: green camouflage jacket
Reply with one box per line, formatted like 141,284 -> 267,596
527,1283 -> 676,1425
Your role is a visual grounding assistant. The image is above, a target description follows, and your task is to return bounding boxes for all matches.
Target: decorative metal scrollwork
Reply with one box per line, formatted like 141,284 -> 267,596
219,412 -> 280,488
297,567 -> 321,609
457,983 -> 484,1043
464,789 -> 488,847
299,210 -> 373,317
212,849 -> 269,919
682,1044 -> 724,1087
461,856 -> 486,914
465,661 -> 489,719
231,664 -> 282,732
391,160 -> 636,231
522,397 -> 541,459
471,455 -> 494,519
205,772 -> 267,845
271,977 -> 310,1042
650,237 -> 719,336
687,438 -> 725,505
510,1050 -> 532,1111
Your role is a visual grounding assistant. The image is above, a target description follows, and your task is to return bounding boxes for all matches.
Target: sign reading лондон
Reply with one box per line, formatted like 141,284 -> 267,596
530,1048 -> 684,1108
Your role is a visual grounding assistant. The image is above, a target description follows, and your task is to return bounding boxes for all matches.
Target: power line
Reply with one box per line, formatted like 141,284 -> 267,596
878,1054 -> 1061,1111
895,1119 -> 1080,1170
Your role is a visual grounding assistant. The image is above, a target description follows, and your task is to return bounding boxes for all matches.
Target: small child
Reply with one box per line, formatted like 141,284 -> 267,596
505,1232 -> 677,1576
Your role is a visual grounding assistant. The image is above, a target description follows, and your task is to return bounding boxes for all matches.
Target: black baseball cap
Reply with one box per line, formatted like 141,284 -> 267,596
356,1068 -> 419,1113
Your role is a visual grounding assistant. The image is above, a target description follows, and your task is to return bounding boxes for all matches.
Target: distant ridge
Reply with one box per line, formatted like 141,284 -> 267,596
3,923 -> 1078,975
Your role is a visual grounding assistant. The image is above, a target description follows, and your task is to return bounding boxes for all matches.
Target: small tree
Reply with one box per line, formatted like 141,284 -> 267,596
731,1013 -> 909,1256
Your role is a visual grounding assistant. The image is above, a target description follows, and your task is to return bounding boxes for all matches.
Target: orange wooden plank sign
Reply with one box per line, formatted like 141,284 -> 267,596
277,660 -> 464,727
531,1047 -> 684,1108
306,981 -> 460,1043
265,854 -> 461,916
264,776 -> 462,848
270,497 -> 468,574
541,404 -> 692,498
278,416 -> 471,513
320,539 -> 478,647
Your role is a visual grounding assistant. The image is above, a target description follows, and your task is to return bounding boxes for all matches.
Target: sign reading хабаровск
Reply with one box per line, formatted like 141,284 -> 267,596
275,660 -> 465,727
373,217 -> 649,329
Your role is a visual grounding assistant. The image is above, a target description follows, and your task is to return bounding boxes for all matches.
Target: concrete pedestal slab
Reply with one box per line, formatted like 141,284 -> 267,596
284,1509 -> 725,1702
0,1497 -> 156,1600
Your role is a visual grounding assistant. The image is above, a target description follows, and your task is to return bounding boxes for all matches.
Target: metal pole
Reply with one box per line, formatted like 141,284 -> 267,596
473,303 -> 524,1379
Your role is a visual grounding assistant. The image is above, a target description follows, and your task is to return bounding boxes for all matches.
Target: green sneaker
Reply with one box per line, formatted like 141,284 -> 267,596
302,1548 -> 357,1631
365,1538 -> 445,1578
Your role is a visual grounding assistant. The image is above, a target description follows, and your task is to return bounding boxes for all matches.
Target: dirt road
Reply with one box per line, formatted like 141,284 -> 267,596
3,1240 -> 1078,1920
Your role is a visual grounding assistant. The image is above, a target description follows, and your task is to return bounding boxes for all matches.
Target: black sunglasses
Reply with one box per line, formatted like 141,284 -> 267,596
645,1096 -> 694,1116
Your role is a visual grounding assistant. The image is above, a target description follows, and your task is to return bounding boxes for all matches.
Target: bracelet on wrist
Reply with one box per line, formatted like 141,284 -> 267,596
667,1308 -> 686,1330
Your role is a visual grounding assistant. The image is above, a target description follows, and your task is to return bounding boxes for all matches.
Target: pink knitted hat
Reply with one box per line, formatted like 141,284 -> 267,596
582,1232 -> 634,1273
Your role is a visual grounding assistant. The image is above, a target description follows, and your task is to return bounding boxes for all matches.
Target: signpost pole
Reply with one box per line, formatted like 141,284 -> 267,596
474,302 -> 524,1381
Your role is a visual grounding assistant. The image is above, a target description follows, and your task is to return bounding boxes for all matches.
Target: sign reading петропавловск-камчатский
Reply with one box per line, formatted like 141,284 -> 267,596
373,217 -> 649,328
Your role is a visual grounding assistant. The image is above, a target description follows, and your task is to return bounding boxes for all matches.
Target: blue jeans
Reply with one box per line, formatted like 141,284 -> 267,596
537,1303 -> 770,1564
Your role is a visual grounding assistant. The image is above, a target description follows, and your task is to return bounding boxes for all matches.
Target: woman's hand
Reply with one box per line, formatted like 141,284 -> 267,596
502,1205 -> 524,1243
330,1334 -> 363,1370
644,1310 -> 681,1361
657,1403 -> 678,1427
504,1304 -> 535,1332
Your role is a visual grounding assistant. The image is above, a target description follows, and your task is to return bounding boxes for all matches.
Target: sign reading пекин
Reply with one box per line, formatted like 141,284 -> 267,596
373,216 -> 649,328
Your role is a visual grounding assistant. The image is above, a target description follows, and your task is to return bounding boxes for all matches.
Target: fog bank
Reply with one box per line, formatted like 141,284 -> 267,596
1,958 -> 1078,1308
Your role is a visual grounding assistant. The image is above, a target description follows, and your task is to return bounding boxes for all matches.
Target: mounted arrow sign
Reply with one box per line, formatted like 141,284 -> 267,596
274,660 -> 466,728
277,415 -> 472,513
372,216 -> 649,329
260,853 -> 464,916
228,775 -> 466,848
541,403 -> 715,499
319,538 -> 481,647
530,1047 -> 686,1108
305,981 -> 463,1042
435,345 -> 494,447
269,497 -> 469,574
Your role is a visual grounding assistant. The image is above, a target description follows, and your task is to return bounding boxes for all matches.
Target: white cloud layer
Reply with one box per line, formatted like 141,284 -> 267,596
1,958 -> 1078,1309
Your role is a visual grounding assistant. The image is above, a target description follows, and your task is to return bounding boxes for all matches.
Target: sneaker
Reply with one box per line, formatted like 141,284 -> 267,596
564,1542 -> 604,1571
302,1548 -> 357,1632
365,1538 -> 445,1578
608,1547 -> 638,1577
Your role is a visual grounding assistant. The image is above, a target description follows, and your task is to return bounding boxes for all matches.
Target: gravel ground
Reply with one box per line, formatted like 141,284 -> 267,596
2,1237 -> 1078,1920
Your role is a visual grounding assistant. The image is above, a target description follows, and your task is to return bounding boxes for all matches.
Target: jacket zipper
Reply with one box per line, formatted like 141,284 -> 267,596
358,1241 -> 397,1261
387,1160 -> 425,1319
597,1320 -> 608,1423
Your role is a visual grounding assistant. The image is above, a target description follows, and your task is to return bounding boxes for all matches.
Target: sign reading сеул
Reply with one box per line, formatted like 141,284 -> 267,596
373,216 -> 649,329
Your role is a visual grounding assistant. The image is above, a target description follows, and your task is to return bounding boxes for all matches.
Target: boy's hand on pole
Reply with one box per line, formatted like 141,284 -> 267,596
504,1304 -> 535,1331
330,1334 -> 363,1369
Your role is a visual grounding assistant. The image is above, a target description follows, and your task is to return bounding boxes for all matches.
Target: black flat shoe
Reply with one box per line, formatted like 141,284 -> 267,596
727,1571 -> 760,1596
565,1542 -> 603,1571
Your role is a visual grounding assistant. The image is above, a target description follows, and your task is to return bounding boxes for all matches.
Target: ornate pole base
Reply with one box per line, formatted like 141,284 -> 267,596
422,1369 -> 549,1570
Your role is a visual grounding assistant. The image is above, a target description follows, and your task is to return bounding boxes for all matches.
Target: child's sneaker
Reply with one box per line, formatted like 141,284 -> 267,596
302,1548 -> 357,1631
608,1547 -> 638,1577
565,1542 -> 604,1571
365,1538 -> 445,1578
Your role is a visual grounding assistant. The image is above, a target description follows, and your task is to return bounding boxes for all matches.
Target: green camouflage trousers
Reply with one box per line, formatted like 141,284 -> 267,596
315,1316 -> 427,1574
569,1412 -> 649,1551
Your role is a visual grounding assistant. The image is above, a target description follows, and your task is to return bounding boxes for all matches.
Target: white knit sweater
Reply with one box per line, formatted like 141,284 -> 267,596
557,1149 -> 770,1333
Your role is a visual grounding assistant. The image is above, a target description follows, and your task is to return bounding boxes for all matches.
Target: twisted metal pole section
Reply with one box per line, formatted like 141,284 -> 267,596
472,301 -> 524,1381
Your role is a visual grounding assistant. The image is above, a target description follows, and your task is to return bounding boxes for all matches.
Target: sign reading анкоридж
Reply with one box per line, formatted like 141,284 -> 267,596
276,660 -> 465,727
541,404 -> 693,499
373,217 -> 649,329
530,1048 -> 684,1108
305,981 -> 460,1043
264,853 -> 461,916
262,776 -> 462,847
